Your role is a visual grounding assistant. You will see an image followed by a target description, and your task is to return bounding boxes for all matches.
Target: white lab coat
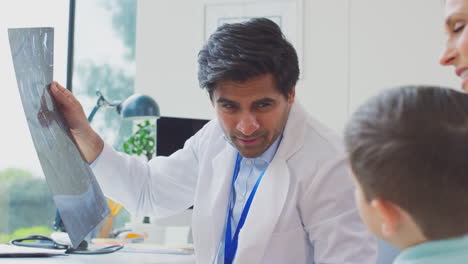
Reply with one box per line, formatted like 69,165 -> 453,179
92,102 -> 377,263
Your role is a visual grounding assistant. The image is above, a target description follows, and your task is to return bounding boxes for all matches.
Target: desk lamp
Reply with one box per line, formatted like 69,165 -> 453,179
87,90 -> 160,122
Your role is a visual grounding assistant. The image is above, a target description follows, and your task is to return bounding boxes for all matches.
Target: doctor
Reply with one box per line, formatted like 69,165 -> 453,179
50,18 -> 376,263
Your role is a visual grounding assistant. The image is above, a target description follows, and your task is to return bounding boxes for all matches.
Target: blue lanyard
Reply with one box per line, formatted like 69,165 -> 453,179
224,153 -> 267,264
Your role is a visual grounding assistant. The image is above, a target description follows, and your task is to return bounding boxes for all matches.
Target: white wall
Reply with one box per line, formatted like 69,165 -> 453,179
135,0 -> 210,119
299,0 -> 350,132
136,0 -> 458,133
349,0 -> 458,114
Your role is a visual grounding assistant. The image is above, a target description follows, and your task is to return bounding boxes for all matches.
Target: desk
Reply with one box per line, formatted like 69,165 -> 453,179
0,251 -> 195,264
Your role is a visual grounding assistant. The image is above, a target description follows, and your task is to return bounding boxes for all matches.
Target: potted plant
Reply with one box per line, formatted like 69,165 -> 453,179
123,120 -> 156,161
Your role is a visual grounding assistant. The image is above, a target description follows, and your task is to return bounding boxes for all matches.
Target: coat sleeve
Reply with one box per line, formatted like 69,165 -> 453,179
300,155 -> 378,264
92,121 -> 213,218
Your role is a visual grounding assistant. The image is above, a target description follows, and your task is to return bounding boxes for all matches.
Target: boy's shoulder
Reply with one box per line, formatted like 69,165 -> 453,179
394,234 -> 468,264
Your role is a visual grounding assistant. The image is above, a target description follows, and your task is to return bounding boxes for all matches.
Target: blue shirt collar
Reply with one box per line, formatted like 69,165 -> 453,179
255,134 -> 282,164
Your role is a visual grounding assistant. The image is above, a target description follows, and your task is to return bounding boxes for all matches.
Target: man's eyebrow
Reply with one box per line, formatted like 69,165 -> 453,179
253,98 -> 275,104
216,97 -> 237,104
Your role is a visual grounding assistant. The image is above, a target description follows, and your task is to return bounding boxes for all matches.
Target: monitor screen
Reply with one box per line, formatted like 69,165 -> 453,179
156,116 -> 210,156
8,27 -> 109,248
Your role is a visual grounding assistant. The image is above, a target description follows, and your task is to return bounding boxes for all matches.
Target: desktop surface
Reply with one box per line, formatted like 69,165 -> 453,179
0,250 -> 195,264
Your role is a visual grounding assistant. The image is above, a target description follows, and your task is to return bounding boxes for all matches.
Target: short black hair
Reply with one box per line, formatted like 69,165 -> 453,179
197,17 -> 299,99
345,85 -> 468,240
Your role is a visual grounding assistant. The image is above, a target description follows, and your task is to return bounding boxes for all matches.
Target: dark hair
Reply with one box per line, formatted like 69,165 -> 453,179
344,85 -> 468,240
197,18 -> 299,99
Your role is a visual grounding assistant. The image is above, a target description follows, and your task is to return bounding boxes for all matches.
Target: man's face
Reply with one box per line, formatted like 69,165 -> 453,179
212,73 -> 295,158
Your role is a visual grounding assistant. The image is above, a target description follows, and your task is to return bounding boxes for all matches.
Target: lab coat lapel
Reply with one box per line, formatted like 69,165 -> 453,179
197,102 -> 306,263
202,143 -> 237,262
233,102 -> 306,263
234,158 -> 290,263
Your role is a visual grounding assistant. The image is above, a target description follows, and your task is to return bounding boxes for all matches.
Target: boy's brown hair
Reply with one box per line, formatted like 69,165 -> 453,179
345,85 -> 468,240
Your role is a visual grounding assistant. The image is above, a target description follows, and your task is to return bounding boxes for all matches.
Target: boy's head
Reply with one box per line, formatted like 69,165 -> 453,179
344,85 -> 468,249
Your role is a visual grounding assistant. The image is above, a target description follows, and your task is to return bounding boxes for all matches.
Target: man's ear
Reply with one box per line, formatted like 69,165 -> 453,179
288,87 -> 296,104
370,198 -> 403,238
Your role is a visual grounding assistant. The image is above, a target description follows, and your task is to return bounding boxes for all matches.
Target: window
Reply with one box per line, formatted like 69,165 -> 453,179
73,0 -> 137,148
1,0 -> 137,243
0,0 -> 69,242
72,0 -> 138,231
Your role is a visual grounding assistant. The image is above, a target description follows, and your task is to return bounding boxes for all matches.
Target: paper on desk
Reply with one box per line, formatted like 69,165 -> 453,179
120,244 -> 194,255
0,244 -> 66,257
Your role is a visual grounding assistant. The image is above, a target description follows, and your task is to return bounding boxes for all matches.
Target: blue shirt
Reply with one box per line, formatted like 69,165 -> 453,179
394,233 -> 468,264
215,135 -> 282,263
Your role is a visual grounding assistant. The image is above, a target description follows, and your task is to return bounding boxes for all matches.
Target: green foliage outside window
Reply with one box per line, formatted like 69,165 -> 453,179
0,226 -> 52,244
0,168 -> 55,243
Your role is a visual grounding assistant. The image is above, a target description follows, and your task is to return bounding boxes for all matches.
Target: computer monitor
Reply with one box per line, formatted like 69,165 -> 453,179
156,116 -> 210,156
8,27 -> 109,248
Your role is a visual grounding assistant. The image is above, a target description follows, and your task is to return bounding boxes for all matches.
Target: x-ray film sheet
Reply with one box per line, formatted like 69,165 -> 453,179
8,27 -> 109,248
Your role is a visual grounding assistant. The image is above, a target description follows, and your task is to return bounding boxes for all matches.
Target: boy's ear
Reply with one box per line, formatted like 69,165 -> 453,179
370,198 -> 403,238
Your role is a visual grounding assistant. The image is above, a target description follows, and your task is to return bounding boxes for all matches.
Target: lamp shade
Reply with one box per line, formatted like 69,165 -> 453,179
117,94 -> 160,120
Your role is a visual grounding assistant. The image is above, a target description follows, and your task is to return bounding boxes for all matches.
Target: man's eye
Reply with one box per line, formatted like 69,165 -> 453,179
257,102 -> 272,108
221,104 -> 238,112
223,104 -> 234,109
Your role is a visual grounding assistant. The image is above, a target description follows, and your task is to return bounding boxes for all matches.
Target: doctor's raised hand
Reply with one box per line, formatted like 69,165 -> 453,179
49,81 -> 104,163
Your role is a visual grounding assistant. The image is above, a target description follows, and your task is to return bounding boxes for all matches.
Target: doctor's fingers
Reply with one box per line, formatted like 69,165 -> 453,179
50,81 -> 88,128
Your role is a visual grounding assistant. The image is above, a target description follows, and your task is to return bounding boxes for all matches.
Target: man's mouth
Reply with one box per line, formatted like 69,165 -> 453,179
236,136 -> 261,146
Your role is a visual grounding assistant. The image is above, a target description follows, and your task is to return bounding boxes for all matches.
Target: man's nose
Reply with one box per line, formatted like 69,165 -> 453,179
236,112 -> 259,136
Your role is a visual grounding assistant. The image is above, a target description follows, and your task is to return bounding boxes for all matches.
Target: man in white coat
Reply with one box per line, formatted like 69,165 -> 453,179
50,18 -> 377,263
